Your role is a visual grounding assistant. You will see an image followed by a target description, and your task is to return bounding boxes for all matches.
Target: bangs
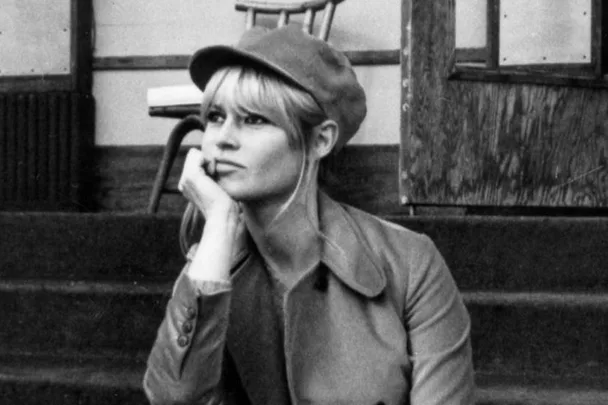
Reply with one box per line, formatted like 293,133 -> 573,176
203,67 -> 290,126
200,65 -> 325,149
225,68 -> 288,121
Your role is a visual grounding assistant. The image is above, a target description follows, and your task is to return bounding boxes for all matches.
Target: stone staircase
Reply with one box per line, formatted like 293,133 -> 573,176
1,212 -> 607,404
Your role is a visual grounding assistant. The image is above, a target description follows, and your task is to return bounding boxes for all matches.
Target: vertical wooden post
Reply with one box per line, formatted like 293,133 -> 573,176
319,2 -> 337,41
278,10 -> 289,27
486,0 -> 499,69
303,8 -> 316,34
592,0 -> 604,78
400,0 -> 413,206
246,8 -> 256,29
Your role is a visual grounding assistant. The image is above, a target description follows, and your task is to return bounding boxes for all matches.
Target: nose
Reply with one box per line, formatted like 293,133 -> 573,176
203,117 -> 240,152
214,118 -> 239,150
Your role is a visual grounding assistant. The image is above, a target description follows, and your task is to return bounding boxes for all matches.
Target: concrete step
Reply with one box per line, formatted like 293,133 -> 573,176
0,279 -> 169,354
1,279 -> 607,378
0,352 -> 146,405
395,215 -> 608,292
2,212 -> 607,403
0,351 -> 606,405
2,213 -> 608,292
475,372 -> 608,405
467,291 -> 608,379
0,212 -> 182,282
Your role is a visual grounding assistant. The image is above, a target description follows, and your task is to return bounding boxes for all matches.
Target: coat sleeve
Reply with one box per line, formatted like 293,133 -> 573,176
404,235 -> 475,405
143,256 -> 234,405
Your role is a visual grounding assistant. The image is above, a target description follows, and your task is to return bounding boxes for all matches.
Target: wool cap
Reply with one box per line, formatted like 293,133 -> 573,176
189,24 -> 367,151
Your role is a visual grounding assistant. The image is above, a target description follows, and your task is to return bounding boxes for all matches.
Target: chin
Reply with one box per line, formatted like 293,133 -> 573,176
218,182 -> 259,202
222,184 -> 293,206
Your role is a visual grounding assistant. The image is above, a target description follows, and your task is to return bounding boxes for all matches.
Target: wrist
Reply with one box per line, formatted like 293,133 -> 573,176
204,204 -> 240,233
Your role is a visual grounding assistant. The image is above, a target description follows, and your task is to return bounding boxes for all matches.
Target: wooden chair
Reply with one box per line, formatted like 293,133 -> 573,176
237,0 -> 344,40
147,0 -> 345,213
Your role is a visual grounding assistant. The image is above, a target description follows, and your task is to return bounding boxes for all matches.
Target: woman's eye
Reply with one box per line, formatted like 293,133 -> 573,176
244,114 -> 271,125
206,110 -> 225,124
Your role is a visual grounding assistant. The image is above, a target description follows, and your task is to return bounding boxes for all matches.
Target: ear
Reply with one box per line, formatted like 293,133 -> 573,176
310,120 -> 339,160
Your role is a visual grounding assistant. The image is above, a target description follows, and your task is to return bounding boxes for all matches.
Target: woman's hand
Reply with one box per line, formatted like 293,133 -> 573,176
179,149 -> 247,281
178,148 -> 237,219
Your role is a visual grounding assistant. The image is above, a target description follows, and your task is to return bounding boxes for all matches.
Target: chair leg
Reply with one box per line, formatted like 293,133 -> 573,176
148,115 -> 205,213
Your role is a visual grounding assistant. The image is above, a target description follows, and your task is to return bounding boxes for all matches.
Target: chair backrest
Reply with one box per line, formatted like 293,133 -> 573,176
235,0 -> 345,41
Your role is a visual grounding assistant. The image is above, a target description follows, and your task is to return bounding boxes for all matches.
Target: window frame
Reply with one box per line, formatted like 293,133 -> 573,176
450,0 -> 608,88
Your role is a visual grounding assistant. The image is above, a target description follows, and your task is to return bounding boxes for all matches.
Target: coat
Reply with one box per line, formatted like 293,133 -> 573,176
143,192 -> 474,405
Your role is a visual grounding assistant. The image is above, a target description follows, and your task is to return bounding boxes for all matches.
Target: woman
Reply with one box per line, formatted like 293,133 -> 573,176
144,25 -> 474,405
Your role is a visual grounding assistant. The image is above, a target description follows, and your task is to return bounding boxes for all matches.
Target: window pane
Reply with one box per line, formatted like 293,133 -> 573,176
0,0 -> 72,76
456,0 -> 487,48
499,0 -> 592,65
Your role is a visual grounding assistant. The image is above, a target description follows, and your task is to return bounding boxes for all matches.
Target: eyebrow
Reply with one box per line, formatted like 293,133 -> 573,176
208,103 -> 225,112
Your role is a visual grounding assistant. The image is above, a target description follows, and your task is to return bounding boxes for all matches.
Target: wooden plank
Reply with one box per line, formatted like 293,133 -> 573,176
405,0 -> 608,207
454,47 -> 486,63
450,64 -> 608,88
5,95 -> 16,202
92,49 -> 401,71
603,0 -> 608,76
486,0 -> 498,69
0,95 -> 5,202
26,94 -> 37,201
37,95 -> 49,201
93,55 -> 191,71
399,0 -> 413,206
48,94 -> 59,205
592,0 -> 604,78
15,94 -> 27,202
58,93 -> 70,203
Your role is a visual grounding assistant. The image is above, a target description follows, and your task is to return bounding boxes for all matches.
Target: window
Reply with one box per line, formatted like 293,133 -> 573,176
452,0 -> 608,87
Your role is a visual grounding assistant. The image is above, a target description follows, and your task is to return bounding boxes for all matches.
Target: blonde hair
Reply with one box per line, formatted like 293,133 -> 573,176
179,65 -> 328,255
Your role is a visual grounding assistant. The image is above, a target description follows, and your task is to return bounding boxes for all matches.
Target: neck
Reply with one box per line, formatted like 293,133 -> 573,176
243,161 -> 320,233
242,179 -> 319,233
242,177 -> 321,275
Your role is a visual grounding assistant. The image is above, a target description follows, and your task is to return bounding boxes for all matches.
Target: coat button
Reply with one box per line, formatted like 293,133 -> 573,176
186,307 -> 196,319
182,321 -> 194,334
177,335 -> 189,347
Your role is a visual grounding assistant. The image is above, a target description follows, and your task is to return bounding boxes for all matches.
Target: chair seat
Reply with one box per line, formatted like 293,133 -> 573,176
147,85 -> 203,108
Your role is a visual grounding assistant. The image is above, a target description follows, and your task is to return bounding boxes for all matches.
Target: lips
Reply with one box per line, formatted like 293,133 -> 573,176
215,158 -> 245,169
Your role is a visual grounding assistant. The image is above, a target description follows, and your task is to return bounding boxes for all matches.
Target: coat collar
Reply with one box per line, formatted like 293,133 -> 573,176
247,190 -> 386,298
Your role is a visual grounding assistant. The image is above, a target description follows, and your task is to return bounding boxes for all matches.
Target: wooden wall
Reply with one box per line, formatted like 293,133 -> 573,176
91,145 -> 402,215
402,0 -> 608,209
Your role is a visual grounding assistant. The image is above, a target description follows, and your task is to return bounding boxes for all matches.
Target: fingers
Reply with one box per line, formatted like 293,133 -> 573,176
203,157 -> 217,180
178,148 -> 233,218
179,149 -> 204,192
179,149 -> 218,191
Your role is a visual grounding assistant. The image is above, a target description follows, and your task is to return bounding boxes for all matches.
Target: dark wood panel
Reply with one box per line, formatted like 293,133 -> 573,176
404,0 -> 608,208
92,49 -> 400,71
0,92 -> 93,211
91,145 -> 402,215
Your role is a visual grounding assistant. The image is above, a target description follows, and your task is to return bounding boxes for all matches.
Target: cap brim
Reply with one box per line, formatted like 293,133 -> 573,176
189,45 -> 306,94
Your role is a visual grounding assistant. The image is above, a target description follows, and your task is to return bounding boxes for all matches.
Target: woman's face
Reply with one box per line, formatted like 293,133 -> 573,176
200,98 -> 304,206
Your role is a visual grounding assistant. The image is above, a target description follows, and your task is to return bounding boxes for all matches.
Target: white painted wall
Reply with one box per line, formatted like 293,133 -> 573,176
92,0 -> 402,145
